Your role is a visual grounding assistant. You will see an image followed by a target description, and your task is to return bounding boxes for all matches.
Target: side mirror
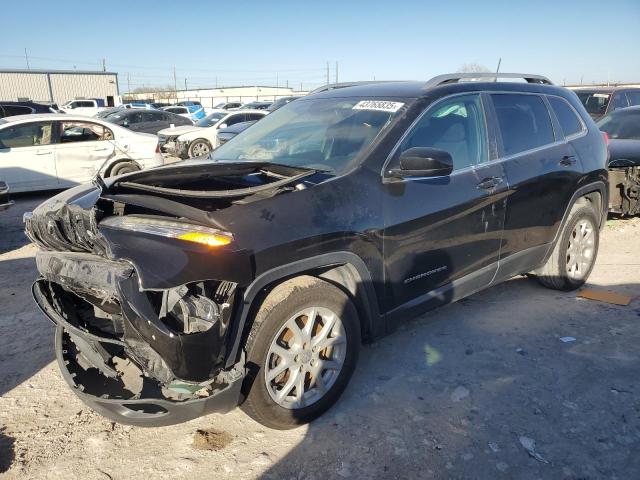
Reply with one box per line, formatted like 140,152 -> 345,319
122,119 -> 130,127
389,147 -> 453,178
219,123 -> 228,129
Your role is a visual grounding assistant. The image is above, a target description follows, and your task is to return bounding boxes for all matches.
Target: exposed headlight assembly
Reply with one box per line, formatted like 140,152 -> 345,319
100,216 -> 232,247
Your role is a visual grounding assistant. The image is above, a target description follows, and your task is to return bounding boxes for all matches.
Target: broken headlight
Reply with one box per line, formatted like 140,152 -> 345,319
100,215 -> 232,247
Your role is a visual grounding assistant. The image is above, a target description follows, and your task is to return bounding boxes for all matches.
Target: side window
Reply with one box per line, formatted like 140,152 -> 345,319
492,94 -> 555,156
548,96 -> 584,137
0,105 -> 34,117
0,122 -> 53,148
397,94 -> 487,170
624,91 -> 640,107
225,114 -> 247,126
144,111 -> 162,122
128,112 -> 144,124
610,93 -> 629,111
60,121 -> 113,143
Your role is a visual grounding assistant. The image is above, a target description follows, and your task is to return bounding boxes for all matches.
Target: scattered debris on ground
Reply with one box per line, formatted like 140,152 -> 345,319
578,288 -> 633,306
192,428 -> 233,451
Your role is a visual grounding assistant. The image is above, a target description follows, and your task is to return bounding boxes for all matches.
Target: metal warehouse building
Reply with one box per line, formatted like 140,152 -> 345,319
0,69 -> 119,106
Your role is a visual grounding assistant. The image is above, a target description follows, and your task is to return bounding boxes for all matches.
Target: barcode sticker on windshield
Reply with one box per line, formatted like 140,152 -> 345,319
353,100 -> 404,112
594,93 -> 610,98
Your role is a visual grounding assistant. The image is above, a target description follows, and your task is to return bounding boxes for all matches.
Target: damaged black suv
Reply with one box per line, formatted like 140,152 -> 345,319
27,73 -> 608,429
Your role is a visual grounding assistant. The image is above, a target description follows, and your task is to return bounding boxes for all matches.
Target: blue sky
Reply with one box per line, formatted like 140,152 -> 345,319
1,0 -> 638,92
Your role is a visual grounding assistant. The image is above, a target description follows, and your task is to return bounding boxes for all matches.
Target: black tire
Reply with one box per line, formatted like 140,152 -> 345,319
108,161 -> 139,177
535,204 -> 600,291
188,139 -> 212,158
241,275 -> 360,430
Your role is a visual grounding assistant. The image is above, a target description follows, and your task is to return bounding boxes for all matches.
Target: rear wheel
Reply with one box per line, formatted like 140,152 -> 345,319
108,161 -> 139,177
188,139 -> 212,158
241,276 -> 360,429
535,205 -> 599,290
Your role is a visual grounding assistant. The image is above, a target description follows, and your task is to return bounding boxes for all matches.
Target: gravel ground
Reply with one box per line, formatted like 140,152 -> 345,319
1,192 -> 639,480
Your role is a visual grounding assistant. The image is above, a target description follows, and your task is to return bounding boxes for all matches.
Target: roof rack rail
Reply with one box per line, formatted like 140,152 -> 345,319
309,81 -> 399,95
424,73 -> 553,89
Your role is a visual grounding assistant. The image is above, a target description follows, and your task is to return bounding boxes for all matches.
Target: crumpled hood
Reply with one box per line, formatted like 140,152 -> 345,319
158,125 -> 204,137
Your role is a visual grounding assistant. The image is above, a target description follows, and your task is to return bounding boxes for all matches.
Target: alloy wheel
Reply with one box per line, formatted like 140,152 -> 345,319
191,142 -> 210,156
264,307 -> 346,409
566,218 -> 595,279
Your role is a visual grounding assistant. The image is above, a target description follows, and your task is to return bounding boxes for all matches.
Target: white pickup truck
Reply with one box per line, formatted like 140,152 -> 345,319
60,98 -> 108,117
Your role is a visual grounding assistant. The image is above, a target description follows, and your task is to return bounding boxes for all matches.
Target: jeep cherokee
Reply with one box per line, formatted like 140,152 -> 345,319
26,73 -> 608,429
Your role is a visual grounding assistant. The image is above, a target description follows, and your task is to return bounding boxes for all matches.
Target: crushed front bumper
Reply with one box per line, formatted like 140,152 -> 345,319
158,135 -> 188,158
32,250 -> 245,427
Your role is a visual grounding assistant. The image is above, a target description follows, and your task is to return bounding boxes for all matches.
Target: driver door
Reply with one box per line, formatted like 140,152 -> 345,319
382,93 -> 507,323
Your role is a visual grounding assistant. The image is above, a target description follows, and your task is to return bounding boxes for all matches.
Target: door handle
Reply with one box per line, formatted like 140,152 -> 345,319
35,150 -> 52,155
476,176 -> 503,191
559,155 -> 576,167
93,147 -> 109,152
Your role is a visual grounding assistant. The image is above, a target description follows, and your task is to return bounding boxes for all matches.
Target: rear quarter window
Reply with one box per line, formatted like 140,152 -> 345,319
491,94 -> 555,156
548,96 -> 584,137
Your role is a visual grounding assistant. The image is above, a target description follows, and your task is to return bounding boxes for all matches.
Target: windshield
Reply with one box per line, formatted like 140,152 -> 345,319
211,97 -> 404,174
597,110 -> 640,139
576,92 -> 611,115
196,112 -> 226,127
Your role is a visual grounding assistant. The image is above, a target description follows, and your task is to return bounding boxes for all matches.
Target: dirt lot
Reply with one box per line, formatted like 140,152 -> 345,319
1,192 -> 639,480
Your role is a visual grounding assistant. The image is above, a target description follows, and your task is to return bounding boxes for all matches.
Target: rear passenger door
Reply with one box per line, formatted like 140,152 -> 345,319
382,93 -> 507,320
490,93 -> 583,270
54,120 -> 116,186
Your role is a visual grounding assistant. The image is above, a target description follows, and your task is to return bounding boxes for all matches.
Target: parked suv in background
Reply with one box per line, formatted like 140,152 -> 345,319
571,87 -> 640,120
0,101 -> 61,118
597,106 -> 640,215
26,73 -> 607,430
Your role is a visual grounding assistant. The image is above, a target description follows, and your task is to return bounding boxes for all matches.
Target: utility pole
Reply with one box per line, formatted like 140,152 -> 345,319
326,62 -> 330,85
173,66 -> 178,99
102,58 -> 106,72
127,73 -> 131,94
184,78 -> 188,90
276,72 -> 279,89
24,48 -> 30,69
335,61 -> 338,83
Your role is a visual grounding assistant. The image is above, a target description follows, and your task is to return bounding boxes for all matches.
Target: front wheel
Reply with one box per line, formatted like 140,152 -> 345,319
188,139 -> 212,158
241,276 -> 360,429
535,205 -> 600,290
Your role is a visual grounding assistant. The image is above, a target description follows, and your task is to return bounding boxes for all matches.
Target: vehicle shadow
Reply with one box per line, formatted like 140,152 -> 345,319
0,427 -> 15,473
258,276 -> 640,479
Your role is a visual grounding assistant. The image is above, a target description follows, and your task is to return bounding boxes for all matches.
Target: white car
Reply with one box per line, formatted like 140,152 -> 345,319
59,99 -> 107,117
0,114 -> 165,193
158,109 -> 267,158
